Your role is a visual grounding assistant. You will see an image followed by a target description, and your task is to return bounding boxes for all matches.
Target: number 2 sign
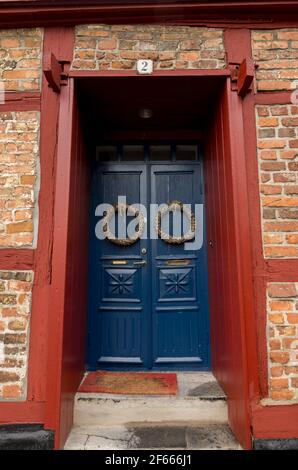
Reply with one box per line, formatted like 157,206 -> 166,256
137,59 -> 153,75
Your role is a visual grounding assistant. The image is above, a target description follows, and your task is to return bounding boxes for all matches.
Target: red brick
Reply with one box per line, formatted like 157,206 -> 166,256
287,313 -> 298,324
260,185 -> 282,195
269,300 -> 294,311
291,378 -> 298,388
277,326 -> 296,336
6,221 -> 33,234
282,337 -> 298,349
270,366 -> 284,377
270,351 -> 290,364
273,173 -> 296,183
285,366 -> 298,374
258,117 -> 279,127
264,234 -> 283,244
271,390 -> 295,400
270,378 -> 289,389
260,150 -> 277,160
289,140 -> 298,148
269,339 -> 281,350
280,150 -> 298,159
263,208 -> 276,219
0,371 -> 19,382
257,106 -> 270,117
268,284 -> 298,298
281,118 -> 298,126
97,38 -> 117,50
286,234 -> 298,244
2,385 -> 22,398
263,198 -> 298,208
261,162 -> 286,171
258,140 -> 286,150
269,313 -> 285,324
265,246 -> 298,257
264,221 -> 298,231
271,106 -> 289,116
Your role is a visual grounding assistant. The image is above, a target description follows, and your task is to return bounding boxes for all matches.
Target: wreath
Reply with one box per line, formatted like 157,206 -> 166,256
102,203 -> 145,246
155,200 -> 195,245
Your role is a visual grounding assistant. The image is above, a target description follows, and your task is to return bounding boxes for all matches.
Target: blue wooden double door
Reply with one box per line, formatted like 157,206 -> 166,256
88,147 -> 210,370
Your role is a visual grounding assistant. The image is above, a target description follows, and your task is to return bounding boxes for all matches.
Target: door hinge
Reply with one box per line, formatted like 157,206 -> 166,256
43,52 -> 70,93
228,57 -> 257,97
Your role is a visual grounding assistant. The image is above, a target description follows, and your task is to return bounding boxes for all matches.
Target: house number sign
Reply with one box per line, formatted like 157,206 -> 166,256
137,59 -> 153,75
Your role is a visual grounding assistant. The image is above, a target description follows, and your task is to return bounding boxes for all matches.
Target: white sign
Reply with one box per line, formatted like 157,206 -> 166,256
137,59 -> 153,75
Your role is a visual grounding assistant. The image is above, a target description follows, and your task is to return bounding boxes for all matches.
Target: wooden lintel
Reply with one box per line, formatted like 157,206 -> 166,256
43,52 -> 62,93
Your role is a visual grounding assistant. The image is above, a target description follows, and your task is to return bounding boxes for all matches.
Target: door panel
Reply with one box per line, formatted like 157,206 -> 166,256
88,164 -> 150,369
151,165 -> 209,368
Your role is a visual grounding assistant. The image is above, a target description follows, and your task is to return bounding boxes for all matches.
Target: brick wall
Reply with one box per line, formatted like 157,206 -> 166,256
0,28 -> 43,404
0,110 -> 40,248
267,283 -> 298,401
0,270 -> 33,400
0,28 -> 43,92
253,29 -> 298,403
256,104 -> 298,259
252,29 -> 298,92
72,24 -> 226,70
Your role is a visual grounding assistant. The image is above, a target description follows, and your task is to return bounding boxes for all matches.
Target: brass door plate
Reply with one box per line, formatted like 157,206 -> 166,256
166,259 -> 190,266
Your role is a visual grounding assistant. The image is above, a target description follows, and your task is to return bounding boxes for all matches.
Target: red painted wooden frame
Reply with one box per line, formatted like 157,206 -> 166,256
57,31 -> 298,449
44,76 -> 90,448
44,68 -> 259,449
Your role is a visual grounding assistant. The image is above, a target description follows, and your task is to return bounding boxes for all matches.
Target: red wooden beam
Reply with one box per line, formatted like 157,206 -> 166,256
43,52 -> 62,93
0,250 -> 34,270
224,28 -> 260,446
255,91 -> 292,105
1,2 -> 298,28
0,402 -> 45,424
42,27 -> 75,450
69,69 -> 231,78
255,260 -> 298,281
252,403 -> 298,439
237,57 -> 255,97
0,92 -> 40,111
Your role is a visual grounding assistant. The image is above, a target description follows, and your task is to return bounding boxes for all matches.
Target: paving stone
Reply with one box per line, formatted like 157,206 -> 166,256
64,432 -> 88,450
187,380 -> 226,400
127,425 -> 187,449
85,434 -> 132,450
186,424 -> 241,450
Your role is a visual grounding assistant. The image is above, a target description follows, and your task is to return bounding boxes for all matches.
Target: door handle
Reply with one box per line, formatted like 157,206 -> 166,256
133,260 -> 146,266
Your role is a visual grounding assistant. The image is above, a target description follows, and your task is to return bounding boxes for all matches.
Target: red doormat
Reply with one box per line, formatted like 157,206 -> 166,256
78,371 -> 178,395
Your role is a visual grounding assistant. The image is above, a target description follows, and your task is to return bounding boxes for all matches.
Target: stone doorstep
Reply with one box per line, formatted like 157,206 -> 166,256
74,372 -> 227,427
74,395 -> 228,426
64,423 -> 242,450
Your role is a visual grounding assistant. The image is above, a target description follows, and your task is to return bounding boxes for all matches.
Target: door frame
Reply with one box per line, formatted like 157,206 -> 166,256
44,69 -> 259,450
